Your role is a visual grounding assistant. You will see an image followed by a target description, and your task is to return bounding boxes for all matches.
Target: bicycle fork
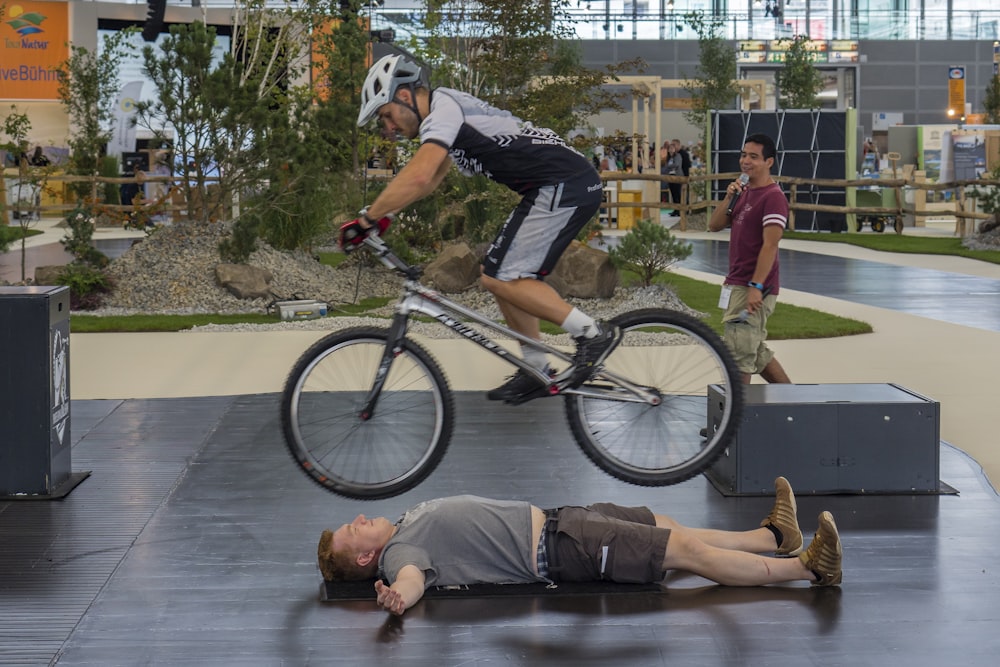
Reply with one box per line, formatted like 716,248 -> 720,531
358,311 -> 412,420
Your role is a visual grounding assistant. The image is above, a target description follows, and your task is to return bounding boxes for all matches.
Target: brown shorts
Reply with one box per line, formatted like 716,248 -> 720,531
547,503 -> 669,583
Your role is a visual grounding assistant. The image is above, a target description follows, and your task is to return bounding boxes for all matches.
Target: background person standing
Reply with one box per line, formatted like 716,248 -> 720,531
707,133 -> 791,385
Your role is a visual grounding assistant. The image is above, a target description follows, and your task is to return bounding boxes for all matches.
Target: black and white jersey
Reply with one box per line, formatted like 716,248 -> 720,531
420,87 -> 595,194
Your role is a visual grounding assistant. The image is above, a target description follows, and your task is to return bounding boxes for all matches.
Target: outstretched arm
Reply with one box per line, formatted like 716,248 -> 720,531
374,564 -> 426,616
364,143 -> 451,221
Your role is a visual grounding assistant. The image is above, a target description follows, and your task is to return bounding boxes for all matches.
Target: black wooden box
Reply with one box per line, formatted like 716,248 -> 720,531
705,383 -> 941,495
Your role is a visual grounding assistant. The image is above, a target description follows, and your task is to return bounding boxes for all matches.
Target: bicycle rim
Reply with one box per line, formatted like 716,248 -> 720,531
566,309 -> 743,486
281,327 -> 453,499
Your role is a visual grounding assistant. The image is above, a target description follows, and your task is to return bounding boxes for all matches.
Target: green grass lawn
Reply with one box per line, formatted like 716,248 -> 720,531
70,297 -> 393,333
0,225 -> 44,245
653,272 -> 871,340
783,230 -> 1000,265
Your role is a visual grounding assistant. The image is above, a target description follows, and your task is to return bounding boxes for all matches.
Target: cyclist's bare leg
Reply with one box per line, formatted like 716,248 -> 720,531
480,274 -> 571,336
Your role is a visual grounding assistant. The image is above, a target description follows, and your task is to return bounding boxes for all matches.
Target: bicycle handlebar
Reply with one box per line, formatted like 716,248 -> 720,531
362,233 -> 423,281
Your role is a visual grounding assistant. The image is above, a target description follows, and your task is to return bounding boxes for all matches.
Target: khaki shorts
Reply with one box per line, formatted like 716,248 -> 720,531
547,503 -> 669,583
722,285 -> 778,375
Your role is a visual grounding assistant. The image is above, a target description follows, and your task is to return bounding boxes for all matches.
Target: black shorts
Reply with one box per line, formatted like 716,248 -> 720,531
482,174 -> 603,281
547,503 -> 670,583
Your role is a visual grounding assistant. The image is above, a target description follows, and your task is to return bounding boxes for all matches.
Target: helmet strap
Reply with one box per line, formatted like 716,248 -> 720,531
393,84 -> 423,125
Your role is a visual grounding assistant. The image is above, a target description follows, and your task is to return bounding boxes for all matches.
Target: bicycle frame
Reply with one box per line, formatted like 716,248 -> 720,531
355,233 -> 661,417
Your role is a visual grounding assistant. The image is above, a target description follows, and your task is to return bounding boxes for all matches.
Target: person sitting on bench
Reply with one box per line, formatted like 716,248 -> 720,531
317,477 -> 842,616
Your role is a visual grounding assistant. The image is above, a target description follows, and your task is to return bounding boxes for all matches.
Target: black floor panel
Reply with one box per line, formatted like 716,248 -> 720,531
0,392 -> 997,666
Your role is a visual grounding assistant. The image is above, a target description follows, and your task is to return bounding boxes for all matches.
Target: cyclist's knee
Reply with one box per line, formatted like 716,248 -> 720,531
480,273 -> 504,295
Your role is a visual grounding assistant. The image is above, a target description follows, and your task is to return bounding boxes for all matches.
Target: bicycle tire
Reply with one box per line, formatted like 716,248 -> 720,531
281,326 -> 454,499
565,308 -> 743,487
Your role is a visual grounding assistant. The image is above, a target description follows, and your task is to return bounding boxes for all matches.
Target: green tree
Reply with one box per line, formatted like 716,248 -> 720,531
132,1 -> 374,260
57,29 -> 136,201
132,12 -> 307,227
984,75 -> 1000,125
223,0 -> 375,259
0,108 -> 45,281
608,219 -> 693,287
681,12 -> 739,132
774,35 -> 824,109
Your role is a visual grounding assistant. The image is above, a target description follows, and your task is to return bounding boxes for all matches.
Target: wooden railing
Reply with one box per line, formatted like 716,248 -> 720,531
598,171 -> 999,236
4,168 -> 998,236
1,170 -> 225,225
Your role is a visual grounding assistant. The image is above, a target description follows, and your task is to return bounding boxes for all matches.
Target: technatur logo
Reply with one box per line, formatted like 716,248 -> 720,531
5,5 -> 49,49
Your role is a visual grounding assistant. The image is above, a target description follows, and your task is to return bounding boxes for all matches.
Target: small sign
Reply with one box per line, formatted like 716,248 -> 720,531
830,40 -> 859,51
661,97 -> 693,110
737,51 -> 766,63
948,65 -> 966,114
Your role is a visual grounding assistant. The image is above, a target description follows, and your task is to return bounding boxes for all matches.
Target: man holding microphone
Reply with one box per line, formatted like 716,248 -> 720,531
708,133 -> 792,385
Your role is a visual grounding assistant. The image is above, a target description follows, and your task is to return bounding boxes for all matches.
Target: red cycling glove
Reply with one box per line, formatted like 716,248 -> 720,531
339,214 -> 392,250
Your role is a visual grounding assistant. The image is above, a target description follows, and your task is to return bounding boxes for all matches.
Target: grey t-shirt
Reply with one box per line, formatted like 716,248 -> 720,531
378,495 -> 541,588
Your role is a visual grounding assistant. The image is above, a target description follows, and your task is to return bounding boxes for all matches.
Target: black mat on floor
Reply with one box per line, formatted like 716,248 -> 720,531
321,579 -> 664,601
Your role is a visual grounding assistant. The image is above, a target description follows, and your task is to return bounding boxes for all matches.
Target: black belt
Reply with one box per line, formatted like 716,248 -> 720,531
542,507 -> 561,581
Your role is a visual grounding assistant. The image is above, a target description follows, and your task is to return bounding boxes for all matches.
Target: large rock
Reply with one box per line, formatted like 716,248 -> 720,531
33,265 -> 65,286
422,242 -> 481,293
215,263 -> 274,300
547,241 -> 619,299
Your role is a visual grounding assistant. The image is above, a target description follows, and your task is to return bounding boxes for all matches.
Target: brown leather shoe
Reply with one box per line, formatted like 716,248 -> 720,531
799,511 -> 843,586
761,476 -> 803,556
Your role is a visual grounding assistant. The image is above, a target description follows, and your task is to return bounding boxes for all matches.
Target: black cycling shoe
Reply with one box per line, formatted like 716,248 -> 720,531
568,322 -> 622,388
486,368 -> 553,405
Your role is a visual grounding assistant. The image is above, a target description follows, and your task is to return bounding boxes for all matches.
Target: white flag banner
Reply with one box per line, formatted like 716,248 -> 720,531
107,80 -> 143,158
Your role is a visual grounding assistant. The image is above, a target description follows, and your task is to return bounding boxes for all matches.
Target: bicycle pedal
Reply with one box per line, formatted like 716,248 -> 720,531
566,363 -> 602,389
503,385 -> 555,406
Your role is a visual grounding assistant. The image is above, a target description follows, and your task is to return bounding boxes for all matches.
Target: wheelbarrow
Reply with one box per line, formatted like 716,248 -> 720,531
855,186 -> 903,234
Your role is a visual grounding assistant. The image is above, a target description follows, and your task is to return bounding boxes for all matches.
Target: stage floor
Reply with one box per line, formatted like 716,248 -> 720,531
2,392 -> 999,666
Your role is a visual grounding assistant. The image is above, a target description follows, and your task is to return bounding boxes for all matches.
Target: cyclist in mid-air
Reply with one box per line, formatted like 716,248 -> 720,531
343,54 -> 621,405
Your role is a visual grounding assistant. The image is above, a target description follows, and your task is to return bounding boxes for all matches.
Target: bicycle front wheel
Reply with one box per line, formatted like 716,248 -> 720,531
281,327 -> 454,500
565,309 -> 743,487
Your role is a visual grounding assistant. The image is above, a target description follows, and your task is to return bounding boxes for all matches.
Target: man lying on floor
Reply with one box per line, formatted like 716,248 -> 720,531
316,477 -> 842,616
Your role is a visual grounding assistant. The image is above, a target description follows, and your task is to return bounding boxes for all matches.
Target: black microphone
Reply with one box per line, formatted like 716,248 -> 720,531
726,174 -> 750,216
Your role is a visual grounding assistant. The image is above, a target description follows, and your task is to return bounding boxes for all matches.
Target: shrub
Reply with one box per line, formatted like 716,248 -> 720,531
60,204 -> 110,268
608,219 -> 693,286
56,263 -> 114,310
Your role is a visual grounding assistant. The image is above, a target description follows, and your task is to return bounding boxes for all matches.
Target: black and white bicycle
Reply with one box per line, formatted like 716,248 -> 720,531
281,232 -> 743,499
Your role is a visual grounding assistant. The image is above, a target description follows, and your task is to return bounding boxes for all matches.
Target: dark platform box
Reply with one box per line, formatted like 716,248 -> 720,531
0,286 -> 75,497
705,383 -> 941,495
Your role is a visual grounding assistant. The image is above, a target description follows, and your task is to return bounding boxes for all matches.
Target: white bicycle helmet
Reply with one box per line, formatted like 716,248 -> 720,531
357,54 -> 424,127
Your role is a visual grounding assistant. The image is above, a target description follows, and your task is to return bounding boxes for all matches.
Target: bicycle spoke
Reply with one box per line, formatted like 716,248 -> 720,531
281,329 -> 454,499
566,309 -> 743,487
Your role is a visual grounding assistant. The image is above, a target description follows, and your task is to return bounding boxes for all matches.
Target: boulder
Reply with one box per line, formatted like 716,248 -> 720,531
33,265 -> 65,286
547,241 -> 618,299
422,242 -> 481,293
215,263 -> 273,300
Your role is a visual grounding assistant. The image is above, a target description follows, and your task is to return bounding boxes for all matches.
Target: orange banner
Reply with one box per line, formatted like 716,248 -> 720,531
0,1 -> 69,100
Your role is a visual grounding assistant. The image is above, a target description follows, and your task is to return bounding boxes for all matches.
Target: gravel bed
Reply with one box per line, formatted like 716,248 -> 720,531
83,222 -> 703,341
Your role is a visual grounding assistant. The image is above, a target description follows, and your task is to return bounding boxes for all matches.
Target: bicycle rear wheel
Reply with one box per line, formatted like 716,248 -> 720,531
281,327 -> 454,499
565,308 -> 743,487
